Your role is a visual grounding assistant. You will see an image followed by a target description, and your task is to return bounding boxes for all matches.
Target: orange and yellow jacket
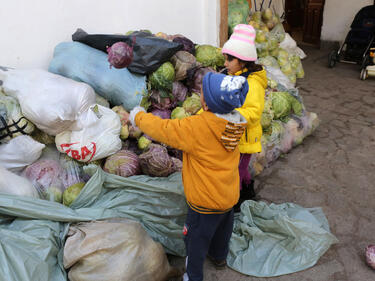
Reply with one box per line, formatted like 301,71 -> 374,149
135,110 -> 247,213
234,68 -> 267,154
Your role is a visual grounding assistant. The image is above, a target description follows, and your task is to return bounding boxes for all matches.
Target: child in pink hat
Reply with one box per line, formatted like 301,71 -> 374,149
222,24 -> 268,211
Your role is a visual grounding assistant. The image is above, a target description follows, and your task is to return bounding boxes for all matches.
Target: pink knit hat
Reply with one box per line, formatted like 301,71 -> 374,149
222,24 -> 257,61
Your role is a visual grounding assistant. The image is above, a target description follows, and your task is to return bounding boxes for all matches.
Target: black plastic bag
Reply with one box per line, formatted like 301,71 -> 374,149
72,29 -> 183,75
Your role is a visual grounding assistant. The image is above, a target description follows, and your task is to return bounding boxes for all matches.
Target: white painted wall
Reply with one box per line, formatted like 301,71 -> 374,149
321,0 -> 373,43
0,0 -> 220,69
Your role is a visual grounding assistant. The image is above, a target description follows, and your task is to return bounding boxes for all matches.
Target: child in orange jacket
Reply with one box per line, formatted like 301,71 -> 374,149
129,72 -> 248,281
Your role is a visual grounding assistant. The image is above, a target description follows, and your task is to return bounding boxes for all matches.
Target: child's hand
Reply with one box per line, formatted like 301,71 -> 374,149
129,106 -> 146,128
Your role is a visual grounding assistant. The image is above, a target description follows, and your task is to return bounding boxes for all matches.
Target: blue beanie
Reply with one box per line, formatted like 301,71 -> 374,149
202,72 -> 249,114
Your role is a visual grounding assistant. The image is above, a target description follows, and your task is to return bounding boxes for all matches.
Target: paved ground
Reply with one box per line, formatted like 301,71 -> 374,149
169,45 -> 375,281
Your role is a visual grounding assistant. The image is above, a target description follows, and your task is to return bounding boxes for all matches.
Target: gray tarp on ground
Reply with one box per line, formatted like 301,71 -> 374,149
0,165 -> 187,281
228,200 -> 339,277
0,166 -> 338,281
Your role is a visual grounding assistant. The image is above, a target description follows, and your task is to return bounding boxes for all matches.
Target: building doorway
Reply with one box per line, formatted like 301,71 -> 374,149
285,0 -> 325,46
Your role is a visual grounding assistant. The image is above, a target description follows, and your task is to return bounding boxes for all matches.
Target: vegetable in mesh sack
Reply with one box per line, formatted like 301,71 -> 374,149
183,93 -> 202,115
271,92 -> 292,119
250,11 -> 262,23
289,55 -> 301,69
262,8 -> 273,21
149,62 -> 175,91
257,56 -> 279,68
60,154 -> 86,190
287,73 -> 297,84
0,91 -> 35,143
296,63 -> 305,79
277,48 -> 289,66
139,144 -> 176,177
171,107 -> 190,120
263,120 -> 285,143
23,159 -> 64,202
281,63 -> 294,76
269,47 -> 279,57
195,45 -> 225,68
103,149 -> 141,177
270,23 -> 286,43
171,51 -> 198,81
228,0 -> 250,35
63,182 -> 85,206
260,99 -> 274,130
255,30 -> 268,44
172,36 -> 195,54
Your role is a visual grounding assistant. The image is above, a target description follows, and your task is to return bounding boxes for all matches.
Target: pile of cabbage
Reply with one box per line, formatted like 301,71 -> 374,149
104,31 -> 225,179
251,84 -> 319,177
250,9 -> 305,85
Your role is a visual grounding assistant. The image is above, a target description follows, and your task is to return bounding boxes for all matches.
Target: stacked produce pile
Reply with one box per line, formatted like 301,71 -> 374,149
0,27 -> 317,205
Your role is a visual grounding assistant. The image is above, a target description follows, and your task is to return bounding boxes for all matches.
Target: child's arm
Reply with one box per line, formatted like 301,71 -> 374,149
134,110 -> 195,153
235,85 -> 264,126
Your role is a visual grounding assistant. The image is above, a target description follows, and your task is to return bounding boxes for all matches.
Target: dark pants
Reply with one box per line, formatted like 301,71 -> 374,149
183,206 -> 234,281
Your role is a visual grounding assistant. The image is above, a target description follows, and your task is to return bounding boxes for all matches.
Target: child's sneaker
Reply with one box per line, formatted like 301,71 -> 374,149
207,255 -> 227,270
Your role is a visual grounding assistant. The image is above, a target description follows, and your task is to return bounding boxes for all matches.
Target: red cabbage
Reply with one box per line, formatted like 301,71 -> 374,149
151,108 -> 171,119
139,144 -> 175,177
103,150 -> 140,177
107,38 -> 135,69
172,81 -> 188,103
149,89 -> 176,110
172,36 -> 195,54
186,66 -> 216,93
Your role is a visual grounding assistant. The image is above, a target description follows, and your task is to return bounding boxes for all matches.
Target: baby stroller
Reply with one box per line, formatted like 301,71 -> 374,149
328,5 -> 375,70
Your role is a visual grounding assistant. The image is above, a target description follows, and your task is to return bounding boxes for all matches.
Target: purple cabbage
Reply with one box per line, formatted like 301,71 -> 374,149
149,89 -> 176,110
172,81 -> 188,103
186,66 -> 216,93
151,108 -> 171,119
139,144 -> 175,177
172,36 -> 195,54
103,150 -> 141,177
107,38 -> 135,69
171,157 -> 182,172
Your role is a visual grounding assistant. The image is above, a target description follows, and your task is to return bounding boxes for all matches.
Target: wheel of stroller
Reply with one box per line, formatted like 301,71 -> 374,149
328,50 -> 337,68
361,54 -> 370,69
360,68 -> 368,80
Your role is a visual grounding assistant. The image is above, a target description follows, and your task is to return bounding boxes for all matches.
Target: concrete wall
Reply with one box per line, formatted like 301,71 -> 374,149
321,0 -> 373,43
0,0 -> 220,69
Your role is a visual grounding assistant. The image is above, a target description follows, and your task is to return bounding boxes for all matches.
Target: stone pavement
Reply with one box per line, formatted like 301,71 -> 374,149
169,45 -> 375,281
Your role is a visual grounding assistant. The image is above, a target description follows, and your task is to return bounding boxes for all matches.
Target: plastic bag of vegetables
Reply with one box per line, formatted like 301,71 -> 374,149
0,166 -> 40,198
63,219 -> 182,281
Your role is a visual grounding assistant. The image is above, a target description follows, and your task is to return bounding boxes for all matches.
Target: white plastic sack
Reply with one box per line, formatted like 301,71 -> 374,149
64,219 -> 182,281
55,104 -> 121,162
265,66 -> 295,89
280,33 -> 307,59
0,166 -> 40,198
0,68 -> 96,136
0,135 -> 45,172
